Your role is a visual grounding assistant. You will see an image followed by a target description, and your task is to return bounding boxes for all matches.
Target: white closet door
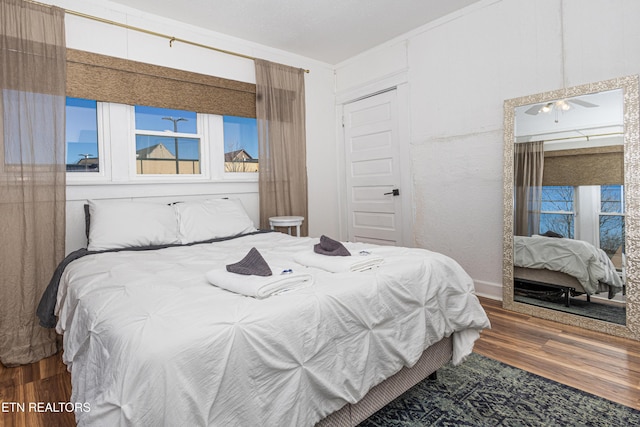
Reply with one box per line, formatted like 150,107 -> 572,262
343,89 -> 403,245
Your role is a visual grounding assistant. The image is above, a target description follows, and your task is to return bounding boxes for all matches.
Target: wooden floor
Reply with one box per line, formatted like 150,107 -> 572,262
1,296 -> 639,426
474,297 -> 640,411
0,348 -> 74,427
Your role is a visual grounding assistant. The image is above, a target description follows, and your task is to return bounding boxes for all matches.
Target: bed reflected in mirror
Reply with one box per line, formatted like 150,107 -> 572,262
514,89 -> 625,325
502,76 -> 640,340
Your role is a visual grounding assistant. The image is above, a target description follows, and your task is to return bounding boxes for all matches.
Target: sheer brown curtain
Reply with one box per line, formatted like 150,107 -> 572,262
255,59 -> 308,235
514,141 -> 544,236
0,0 -> 66,366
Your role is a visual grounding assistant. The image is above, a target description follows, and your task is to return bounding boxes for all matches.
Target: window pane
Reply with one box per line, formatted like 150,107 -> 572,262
540,213 -> 574,238
600,214 -> 625,268
541,186 -> 574,212
136,135 -> 200,174
134,106 -> 200,175
600,185 -> 624,269
601,185 -> 623,213
66,97 -> 98,172
223,116 -> 258,172
135,106 -> 197,133
540,186 -> 574,238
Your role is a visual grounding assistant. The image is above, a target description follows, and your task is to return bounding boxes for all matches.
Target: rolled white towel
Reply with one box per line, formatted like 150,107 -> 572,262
293,251 -> 384,273
205,267 -> 314,299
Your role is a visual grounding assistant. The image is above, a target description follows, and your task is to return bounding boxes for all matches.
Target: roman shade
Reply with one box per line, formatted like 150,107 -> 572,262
543,146 -> 624,186
66,49 -> 256,117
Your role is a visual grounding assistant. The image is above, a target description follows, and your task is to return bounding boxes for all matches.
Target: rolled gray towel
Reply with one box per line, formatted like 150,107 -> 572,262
226,247 -> 272,276
314,235 -> 351,257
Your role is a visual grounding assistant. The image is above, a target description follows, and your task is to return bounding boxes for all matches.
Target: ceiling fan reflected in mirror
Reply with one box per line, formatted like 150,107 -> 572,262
524,97 -> 599,115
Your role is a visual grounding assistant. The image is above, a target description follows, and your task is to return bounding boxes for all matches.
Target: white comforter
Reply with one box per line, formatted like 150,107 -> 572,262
55,233 -> 490,427
514,235 -> 624,295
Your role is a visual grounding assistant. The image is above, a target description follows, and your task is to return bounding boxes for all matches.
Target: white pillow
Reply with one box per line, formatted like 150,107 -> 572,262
88,200 -> 180,251
174,198 -> 257,244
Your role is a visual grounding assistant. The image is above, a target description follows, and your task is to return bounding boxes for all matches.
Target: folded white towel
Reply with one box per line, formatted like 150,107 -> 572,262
293,251 -> 384,273
205,267 -> 314,299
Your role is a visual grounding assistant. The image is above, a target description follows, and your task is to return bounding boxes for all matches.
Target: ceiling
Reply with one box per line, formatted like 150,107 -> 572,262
107,0 -> 483,64
514,89 -> 624,146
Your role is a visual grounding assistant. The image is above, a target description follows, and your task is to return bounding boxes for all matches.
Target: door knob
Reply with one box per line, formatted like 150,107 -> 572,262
384,189 -> 400,196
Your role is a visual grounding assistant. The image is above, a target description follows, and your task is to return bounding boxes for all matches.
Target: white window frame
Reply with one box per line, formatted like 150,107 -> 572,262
66,101 -> 111,184
66,101 -> 259,185
596,184 -> 625,251
207,114 -> 225,180
541,185 -> 625,253
128,106 -> 210,182
221,116 -> 260,182
540,185 -> 576,238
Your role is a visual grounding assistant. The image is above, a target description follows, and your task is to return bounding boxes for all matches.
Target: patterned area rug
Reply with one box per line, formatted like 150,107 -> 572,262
359,353 -> 640,426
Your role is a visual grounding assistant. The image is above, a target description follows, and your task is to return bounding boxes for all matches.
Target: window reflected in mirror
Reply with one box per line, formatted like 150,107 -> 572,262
503,76 -> 640,340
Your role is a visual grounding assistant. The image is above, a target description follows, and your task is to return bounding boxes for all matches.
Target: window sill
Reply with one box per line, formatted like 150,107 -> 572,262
66,176 -> 259,186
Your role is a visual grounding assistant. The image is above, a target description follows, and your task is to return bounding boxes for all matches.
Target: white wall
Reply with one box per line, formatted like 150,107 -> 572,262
334,0 -> 640,299
50,0 -> 338,252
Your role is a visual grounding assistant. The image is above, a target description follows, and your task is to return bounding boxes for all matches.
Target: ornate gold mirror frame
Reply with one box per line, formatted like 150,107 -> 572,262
502,75 -> 640,339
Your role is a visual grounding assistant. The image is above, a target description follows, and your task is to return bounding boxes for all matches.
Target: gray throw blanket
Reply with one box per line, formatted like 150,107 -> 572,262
36,230 -> 273,328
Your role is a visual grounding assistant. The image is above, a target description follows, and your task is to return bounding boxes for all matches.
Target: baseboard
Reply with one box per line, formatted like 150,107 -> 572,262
473,280 -> 502,301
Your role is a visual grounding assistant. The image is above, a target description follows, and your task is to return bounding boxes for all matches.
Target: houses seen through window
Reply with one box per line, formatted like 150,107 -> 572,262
134,106 -> 200,175
223,116 -> 258,172
66,97 -> 98,172
64,100 -> 258,180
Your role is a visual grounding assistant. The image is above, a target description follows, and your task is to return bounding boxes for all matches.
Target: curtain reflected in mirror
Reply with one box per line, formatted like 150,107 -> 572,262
502,75 -> 640,340
514,141 -> 544,237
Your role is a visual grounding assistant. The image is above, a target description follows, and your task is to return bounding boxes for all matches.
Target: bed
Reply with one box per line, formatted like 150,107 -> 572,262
37,198 -> 490,427
514,235 -> 624,305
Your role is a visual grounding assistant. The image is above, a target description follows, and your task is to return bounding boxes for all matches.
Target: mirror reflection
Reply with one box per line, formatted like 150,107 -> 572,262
512,89 -> 626,324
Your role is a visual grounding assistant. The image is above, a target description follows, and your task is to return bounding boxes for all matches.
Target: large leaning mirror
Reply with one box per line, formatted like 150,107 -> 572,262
503,75 -> 639,339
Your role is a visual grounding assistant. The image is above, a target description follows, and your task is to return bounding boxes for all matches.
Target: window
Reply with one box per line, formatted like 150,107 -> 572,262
600,185 -> 625,269
134,106 -> 200,175
66,97 -> 98,172
540,186 -> 575,238
223,116 -> 258,173
65,50 -> 259,181
65,100 -> 258,182
538,184 -> 625,270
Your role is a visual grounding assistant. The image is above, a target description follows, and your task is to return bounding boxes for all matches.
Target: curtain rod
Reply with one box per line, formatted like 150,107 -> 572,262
516,132 -> 624,144
30,0 -> 310,73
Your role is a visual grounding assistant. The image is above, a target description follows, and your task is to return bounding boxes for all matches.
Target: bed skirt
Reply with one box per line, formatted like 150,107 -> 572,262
316,334 -> 453,426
